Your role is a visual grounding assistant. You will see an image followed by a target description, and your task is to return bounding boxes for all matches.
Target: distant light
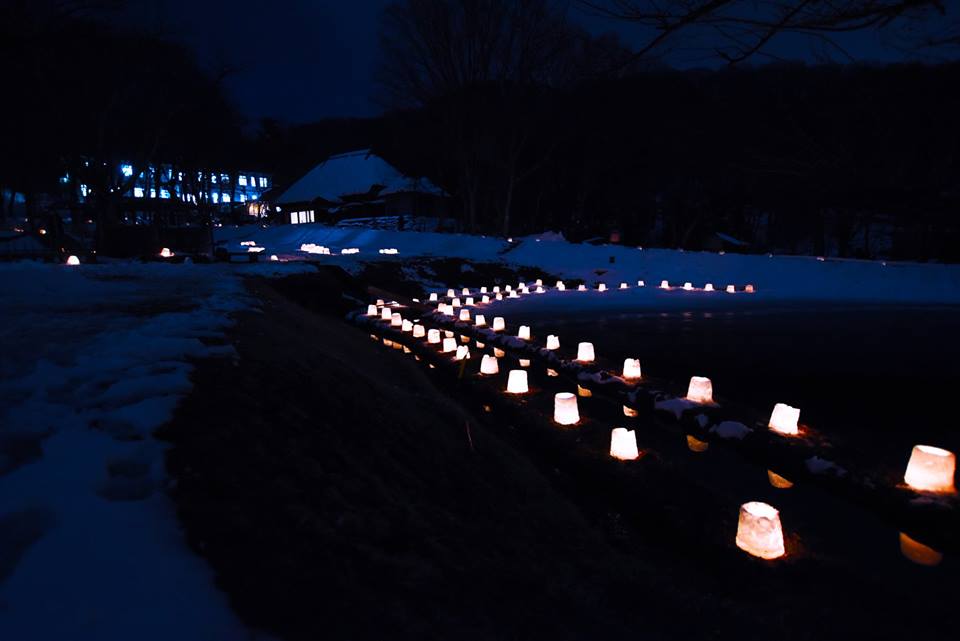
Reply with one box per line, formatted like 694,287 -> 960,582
726,285 -> 736,293
623,405 -> 638,417
475,314 -> 486,327
704,283 -> 714,292
455,345 -> 470,360
413,325 -> 426,338
492,317 -> 505,332
683,282 -> 693,291
121,164 -> 133,177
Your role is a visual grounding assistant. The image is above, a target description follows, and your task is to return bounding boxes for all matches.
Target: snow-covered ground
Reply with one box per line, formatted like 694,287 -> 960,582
0,260 -> 307,640
217,224 -> 960,304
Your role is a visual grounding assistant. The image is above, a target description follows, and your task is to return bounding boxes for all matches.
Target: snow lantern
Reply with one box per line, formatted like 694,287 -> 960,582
475,314 -> 487,327
366,304 -> 378,316
904,445 -> 956,493
481,295 -> 490,304
459,309 -> 471,322
623,405 -> 638,417
476,341 -> 485,349
745,284 -> 755,293
506,370 -> 529,394
768,403 -> 800,436
427,329 -> 441,344
735,501 -> 786,560
704,283 -> 714,292
390,313 -> 403,327
659,280 -> 670,289
517,325 -> 530,340
637,280 -> 645,287
576,342 -> 595,363
535,279 -> 543,286
376,299 -> 385,306
496,293 -> 504,301
480,355 -> 499,375
686,435 -> 709,452
553,392 -> 580,425
620,282 -> 628,289
546,335 -> 560,350
686,376 -> 713,404
518,281 -> 526,289
413,325 -> 426,338
160,247 -> 173,258
455,345 -> 470,360
447,288 -> 456,298
442,337 -> 457,353
556,280 -> 565,290
598,283 -> 607,292
66,255 -> 80,266
480,286 -> 488,294
430,292 -> 439,302
683,282 -> 693,291
380,308 -> 392,321
494,286 -> 501,293
519,359 -> 530,367
509,291 -> 519,298
610,428 -> 639,461
444,330 -> 454,338
270,255 -> 278,262
402,320 -> 413,332
768,470 -> 794,489
535,286 -> 544,294
462,287 -> 470,296
899,532 -> 943,567
622,358 -> 642,380
451,297 -> 461,308
726,285 -> 736,293
460,334 -> 470,343
578,284 -> 587,291
465,297 -> 475,306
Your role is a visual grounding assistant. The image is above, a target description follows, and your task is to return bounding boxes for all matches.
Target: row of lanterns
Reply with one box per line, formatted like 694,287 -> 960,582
366,295 -> 956,562
426,279 -> 756,302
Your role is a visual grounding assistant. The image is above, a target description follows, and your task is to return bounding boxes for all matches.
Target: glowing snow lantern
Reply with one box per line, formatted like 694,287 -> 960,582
509,291 -> 519,298
622,358 -> 642,380
475,314 -> 486,327
735,501 -> 786,560
535,279 -> 543,286
505,285 -> 512,292
480,355 -> 499,375
768,470 -> 794,489
577,385 -> 592,397
726,285 -> 736,293
637,280 -> 645,287
494,348 -> 506,358
553,392 -> 580,425
480,286 -> 488,294
65,255 -> 80,266
366,304 -> 378,316
619,282 -> 628,289
686,376 -> 713,404
904,445 -> 956,493
598,283 -> 607,292
493,286 -> 501,293
623,405 -> 638,417
270,255 -> 279,262
481,295 -> 490,304
745,284 -> 756,293
380,308 -> 392,321
402,319 -> 413,332
427,329 -> 441,344
455,345 -> 470,360
442,337 -> 457,353
496,293 -> 503,300
462,287 -> 470,296
160,247 -> 173,258
459,309 -> 471,322
447,288 -> 456,298
683,282 -> 693,291
556,281 -> 566,291
444,330 -> 454,338
376,299 -> 385,306
610,428 -> 639,461
768,403 -> 800,436
546,335 -> 560,350
519,359 -> 530,367
451,297 -> 461,307
686,435 -> 709,452
659,280 -> 669,289
577,284 -> 587,291
547,368 -> 559,377
465,297 -> 475,306
518,325 -> 531,340
492,317 -> 505,332
704,283 -> 714,292
518,281 -> 526,289
390,313 -> 403,327
430,292 -> 438,302
899,532 -> 943,567
506,370 -> 528,394
535,286 -> 544,294
576,342 -> 595,363
413,325 -> 426,338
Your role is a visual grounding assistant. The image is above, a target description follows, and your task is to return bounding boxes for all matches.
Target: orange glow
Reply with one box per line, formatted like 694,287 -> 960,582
610,428 -> 639,460
686,434 -> 709,452
576,342 -> 595,363
480,354 -> 499,375
494,348 -> 506,358
904,445 -> 956,493
546,368 -> 559,377
899,532 -> 943,566
745,284 -> 755,293
622,358 -> 642,380
506,369 -> 529,394
768,403 -> 800,436
553,392 -> 580,425
519,359 -> 531,367
623,405 -> 638,417
686,376 -> 713,404
768,470 -> 794,489
735,501 -> 786,560
577,385 -> 592,397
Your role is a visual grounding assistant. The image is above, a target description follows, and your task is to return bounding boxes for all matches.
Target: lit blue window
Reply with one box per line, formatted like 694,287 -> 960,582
239,194 -> 246,202
259,176 -> 268,188
212,192 -> 219,204
150,189 -> 157,198
121,164 -> 133,177
80,184 -> 88,197
238,176 -> 247,186
134,187 -> 144,198
160,189 -> 171,199
211,174 -> 218,183
222,193 -> 231,203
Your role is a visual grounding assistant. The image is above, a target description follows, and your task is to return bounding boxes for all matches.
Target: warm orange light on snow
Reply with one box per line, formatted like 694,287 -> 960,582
686,376 -> 713,404
686,435 -> 709,452
610,428 -> 639,460
899,532 -> 943,566
546,335 -> 560,350
904,445 -> 956,493
623,405 -> 638,417
768,470 -> 794,489
577,385 -> 592,397
576,342 -> 595,363
768,403 -> 800,436
480,354 -> 499,375
736,501 -> 786,560
494,348 -> 505,358
622,358 -> 642,380
745,284 -> 755,293
547,368 -> 559,377
506,369 -> 529,394
553,392 -> 579,425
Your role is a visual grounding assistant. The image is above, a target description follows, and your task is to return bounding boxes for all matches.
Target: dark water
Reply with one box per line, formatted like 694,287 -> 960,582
522,303 -> 960,467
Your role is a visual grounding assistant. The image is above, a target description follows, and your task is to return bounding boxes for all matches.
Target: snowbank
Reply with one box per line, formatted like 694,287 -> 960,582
0,261 -> 305,640
216,224 -> 960,304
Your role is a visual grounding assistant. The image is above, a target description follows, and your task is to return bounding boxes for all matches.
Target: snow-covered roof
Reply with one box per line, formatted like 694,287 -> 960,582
275,149 -> 444,204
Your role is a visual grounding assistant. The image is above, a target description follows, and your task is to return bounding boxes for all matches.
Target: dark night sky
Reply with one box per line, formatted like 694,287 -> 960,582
119,0 -> 927,125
